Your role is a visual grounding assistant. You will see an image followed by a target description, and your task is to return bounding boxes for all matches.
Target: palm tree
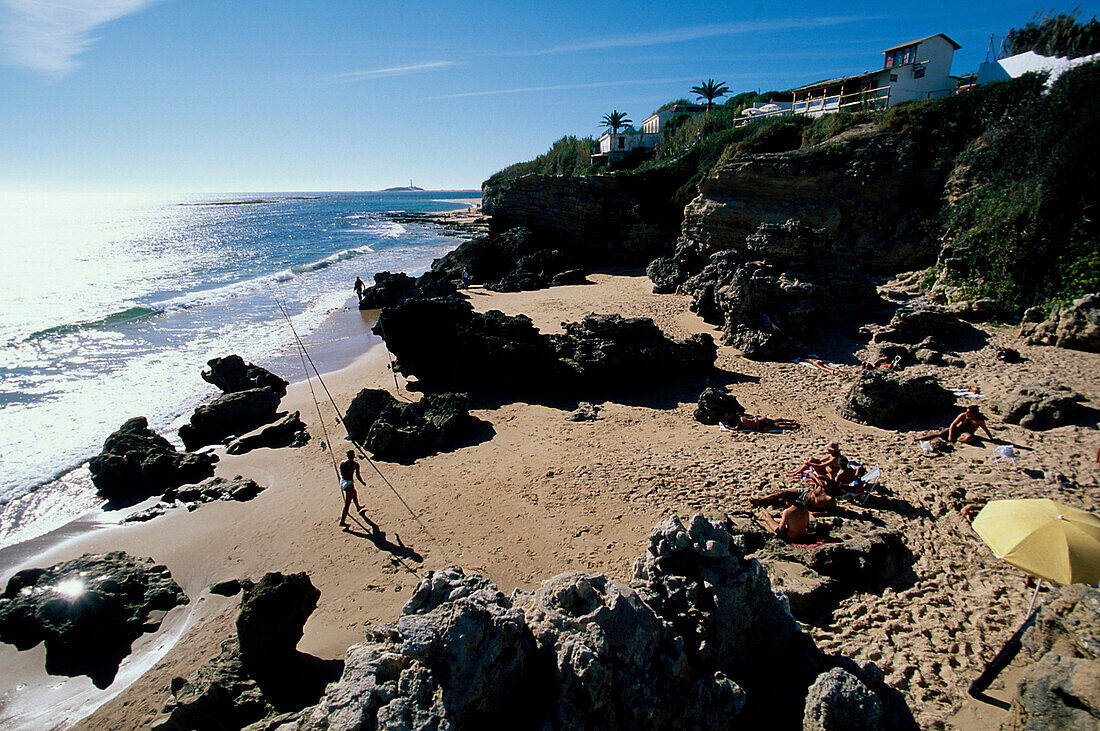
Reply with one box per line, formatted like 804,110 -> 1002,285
690,79 -> 731,108
600,110 -> 633,134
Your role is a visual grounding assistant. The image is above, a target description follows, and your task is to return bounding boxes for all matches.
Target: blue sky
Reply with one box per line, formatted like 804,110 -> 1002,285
1,1 -> 1095,193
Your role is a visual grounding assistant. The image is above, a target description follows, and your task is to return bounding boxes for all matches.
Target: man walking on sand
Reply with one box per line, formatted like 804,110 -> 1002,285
339,450 -> 368,528
354,276 -> 366,302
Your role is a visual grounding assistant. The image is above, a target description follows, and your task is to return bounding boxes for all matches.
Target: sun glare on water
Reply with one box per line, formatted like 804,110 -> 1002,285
53,578 -> 86,600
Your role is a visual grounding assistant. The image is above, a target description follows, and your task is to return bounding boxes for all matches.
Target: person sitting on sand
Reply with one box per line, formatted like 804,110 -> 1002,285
719,413 -> 800,431
916,405 -> 994,445
339,450 -> 368,528
756,500 -> 810,542
789,441 -> 844,478
751,482 -> 836,513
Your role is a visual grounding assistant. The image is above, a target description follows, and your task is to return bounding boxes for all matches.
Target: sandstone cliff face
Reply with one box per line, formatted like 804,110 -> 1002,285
482,174 -> 679,267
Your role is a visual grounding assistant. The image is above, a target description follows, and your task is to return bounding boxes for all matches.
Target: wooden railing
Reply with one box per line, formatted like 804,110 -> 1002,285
736,85 -> 891,126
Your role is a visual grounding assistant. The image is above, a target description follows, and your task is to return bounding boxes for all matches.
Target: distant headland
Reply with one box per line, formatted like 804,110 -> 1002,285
382,185 -> 425,192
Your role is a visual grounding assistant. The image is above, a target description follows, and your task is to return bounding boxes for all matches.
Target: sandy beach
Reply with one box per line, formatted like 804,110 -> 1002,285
1,270 -> 1097,730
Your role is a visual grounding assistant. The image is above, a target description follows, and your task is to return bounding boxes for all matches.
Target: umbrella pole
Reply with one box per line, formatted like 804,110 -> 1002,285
1024,578 -> 1042,617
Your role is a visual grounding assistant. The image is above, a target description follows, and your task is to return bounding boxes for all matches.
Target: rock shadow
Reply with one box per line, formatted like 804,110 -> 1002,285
254,651 -> 343,712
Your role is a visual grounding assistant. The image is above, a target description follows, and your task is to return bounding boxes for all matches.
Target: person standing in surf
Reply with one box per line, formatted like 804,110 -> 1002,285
354,276 -> 366,302
339,450 -> 368,528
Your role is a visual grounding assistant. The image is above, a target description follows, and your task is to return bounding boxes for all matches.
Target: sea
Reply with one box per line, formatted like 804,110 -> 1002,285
0,190 -> 479,549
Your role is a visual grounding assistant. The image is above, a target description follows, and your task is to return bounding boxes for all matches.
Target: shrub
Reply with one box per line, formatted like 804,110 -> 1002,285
486,136 -> 601,186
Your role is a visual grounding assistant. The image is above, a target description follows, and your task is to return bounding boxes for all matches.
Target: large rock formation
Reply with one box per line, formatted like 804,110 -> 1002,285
202,355 -> 288,397
358,270 -> 457,310
178,387 -> 282,451
154,573 -> 335,731
88,416 -> 217,504
375,298 -> 716,391
1012,584 -> 1100,730
991,380 -> 1086,430
225,411 -> 310,455
0,552 -> 188,688
647,129 -> 957,360
431,226 -> 587,293
838,370 -> 956,428
290,515 -> 910,730
342,389 -> 472,460
125,475 -> 267,523
1019,293 -> 1100,352
694,386 -> 745,425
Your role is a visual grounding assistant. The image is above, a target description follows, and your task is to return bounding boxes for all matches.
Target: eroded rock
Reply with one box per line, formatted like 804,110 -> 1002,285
694,386 -> 745,425
1019,293 -> 1100,352
803,667 -> 883,731
202,355 -> 288,397
226,411 -> 310,455
839,370 -> 956,428
991,380 -> 1085,430
342,389 -> 472,460
179,387 -> 281,451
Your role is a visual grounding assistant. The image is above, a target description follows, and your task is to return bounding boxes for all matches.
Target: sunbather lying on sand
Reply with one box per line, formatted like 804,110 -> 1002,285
756,502 -> 810,542
805,358 -> 844,373
861,355 -> 901,370
719,413 -> 800,431
751,482 -> 836,512
789,441 -> 844,478
916,405 -> 994,445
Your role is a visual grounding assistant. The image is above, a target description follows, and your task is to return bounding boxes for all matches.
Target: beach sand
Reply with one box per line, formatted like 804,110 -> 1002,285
1,271 -> 1097,729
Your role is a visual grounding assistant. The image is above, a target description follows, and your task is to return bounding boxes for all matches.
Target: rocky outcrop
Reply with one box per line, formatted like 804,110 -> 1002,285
0,552 -> 188,688
124,475 -> 266,523
293,514 -> 908,730
694,386 -> 745,425
838,370 -> 956,428
991,380 -> 1086,430
375,298 -> 716,391
566,402 -> 600,421
861,304 -> 982,366
803,667 -> 883,731
154,573 -> 336,731
430,226 -> 587,293
178,387 -> 281,451
1019,293 -> 1100,352
482,174 -> 681,268
225,411 -> 309,455
342,389 -> 472,460
357,270 -> 457,310
1012,585 -> 1100,730
88,416 -> 217,504
202,355 -> 288,397
647,130 -> 959,360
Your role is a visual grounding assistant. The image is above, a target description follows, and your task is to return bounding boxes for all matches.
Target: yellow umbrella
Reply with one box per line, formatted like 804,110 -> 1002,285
972,498 -> 1100,585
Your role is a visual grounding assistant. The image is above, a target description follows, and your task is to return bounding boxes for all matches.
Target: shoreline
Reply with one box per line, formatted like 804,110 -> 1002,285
1,269 -> 1096,729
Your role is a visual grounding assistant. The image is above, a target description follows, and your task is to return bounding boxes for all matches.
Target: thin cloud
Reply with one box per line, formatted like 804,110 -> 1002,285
431,75 -> 749,100
0,0 -> 159,75
332,61 -> 456,83
498,17 -> 864,57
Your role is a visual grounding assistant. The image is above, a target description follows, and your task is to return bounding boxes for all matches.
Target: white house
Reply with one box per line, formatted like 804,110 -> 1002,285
978,49 -> 1100,89
639,104 -> 708,134
789,34 -> 962,117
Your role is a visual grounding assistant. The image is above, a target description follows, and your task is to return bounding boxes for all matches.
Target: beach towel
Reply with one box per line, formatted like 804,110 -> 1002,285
719,422 -> 782,434
949,387 -> 985,399
792,536 -> 842,548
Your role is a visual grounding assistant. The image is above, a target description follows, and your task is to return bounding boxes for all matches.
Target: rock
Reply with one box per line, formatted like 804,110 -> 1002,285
226,411 -> 310,455
1014,585 -> 1100,730
0,552 -> 188,688
838,370 -> 956,428
375,298 -> 716,391
210,579 -> 249,597
88,416 -> 217,504
202,355 -> 288,397
357,270 -> 458,310
342,389 -> 472,460
237,573 -> 320,678
991,380 -> 1085,430
567,402 -> 600,421
156,572 -> 332,731
803,667 -> 883,731
427,226 -> 589,293
694,386 -> 745,425
297,515 -> 912,729
179,387 -> 282,451
128,476 -> 266,523
1019,293 -> 1100,352
869,304 -> 978,345
758,560 -> 837,615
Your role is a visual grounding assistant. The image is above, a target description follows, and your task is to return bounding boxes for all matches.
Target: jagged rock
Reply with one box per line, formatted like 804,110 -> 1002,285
88,416 -> 217,503
1019,293 -> 1100,352
838,370 -> 956,428
551,314 -> 717,385
424,226 -> 589,293
869,304 -> 978,345
375,298 -> 715,391
155,572 -> 331,731
0,552 -> 188,688
179,387 -> 281,451
1013,585 -> 1100,730
297,515 -> 912,729
358,271 -> 457,310
126,476 -> 266,523
694,386 -> 745,425
202,355 -> 288,397
758,560 -> 837,615
991,380 -> 1085,430
803,667 -> 883,731
342,389 -> 472,460
226,411 -> 310,455
567,402 -> 600,421
210,579 -> 249,597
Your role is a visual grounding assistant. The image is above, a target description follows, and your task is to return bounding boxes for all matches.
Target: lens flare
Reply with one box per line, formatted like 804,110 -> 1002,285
54,578 -> 85,599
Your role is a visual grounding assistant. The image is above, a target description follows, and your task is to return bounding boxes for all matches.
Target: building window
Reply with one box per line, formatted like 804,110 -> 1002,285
617,136 -> 625,149
913,65 -> 925,79
889,73 -> 898,82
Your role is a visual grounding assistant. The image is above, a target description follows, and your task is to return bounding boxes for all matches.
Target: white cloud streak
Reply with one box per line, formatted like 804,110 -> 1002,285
498,17 -> 863,57
331,60 -> 456,83
0,0 -> 159,75
430,75 -> 744,100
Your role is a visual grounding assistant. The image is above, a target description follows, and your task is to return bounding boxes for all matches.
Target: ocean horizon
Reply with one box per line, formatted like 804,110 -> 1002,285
0,189 -> 478,548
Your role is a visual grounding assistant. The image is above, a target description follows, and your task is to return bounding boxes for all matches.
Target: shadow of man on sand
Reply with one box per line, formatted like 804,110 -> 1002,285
343,513 -> 424,564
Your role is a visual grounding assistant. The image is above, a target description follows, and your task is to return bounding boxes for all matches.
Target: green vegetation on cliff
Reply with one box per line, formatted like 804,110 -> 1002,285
485,136 -> 601,187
